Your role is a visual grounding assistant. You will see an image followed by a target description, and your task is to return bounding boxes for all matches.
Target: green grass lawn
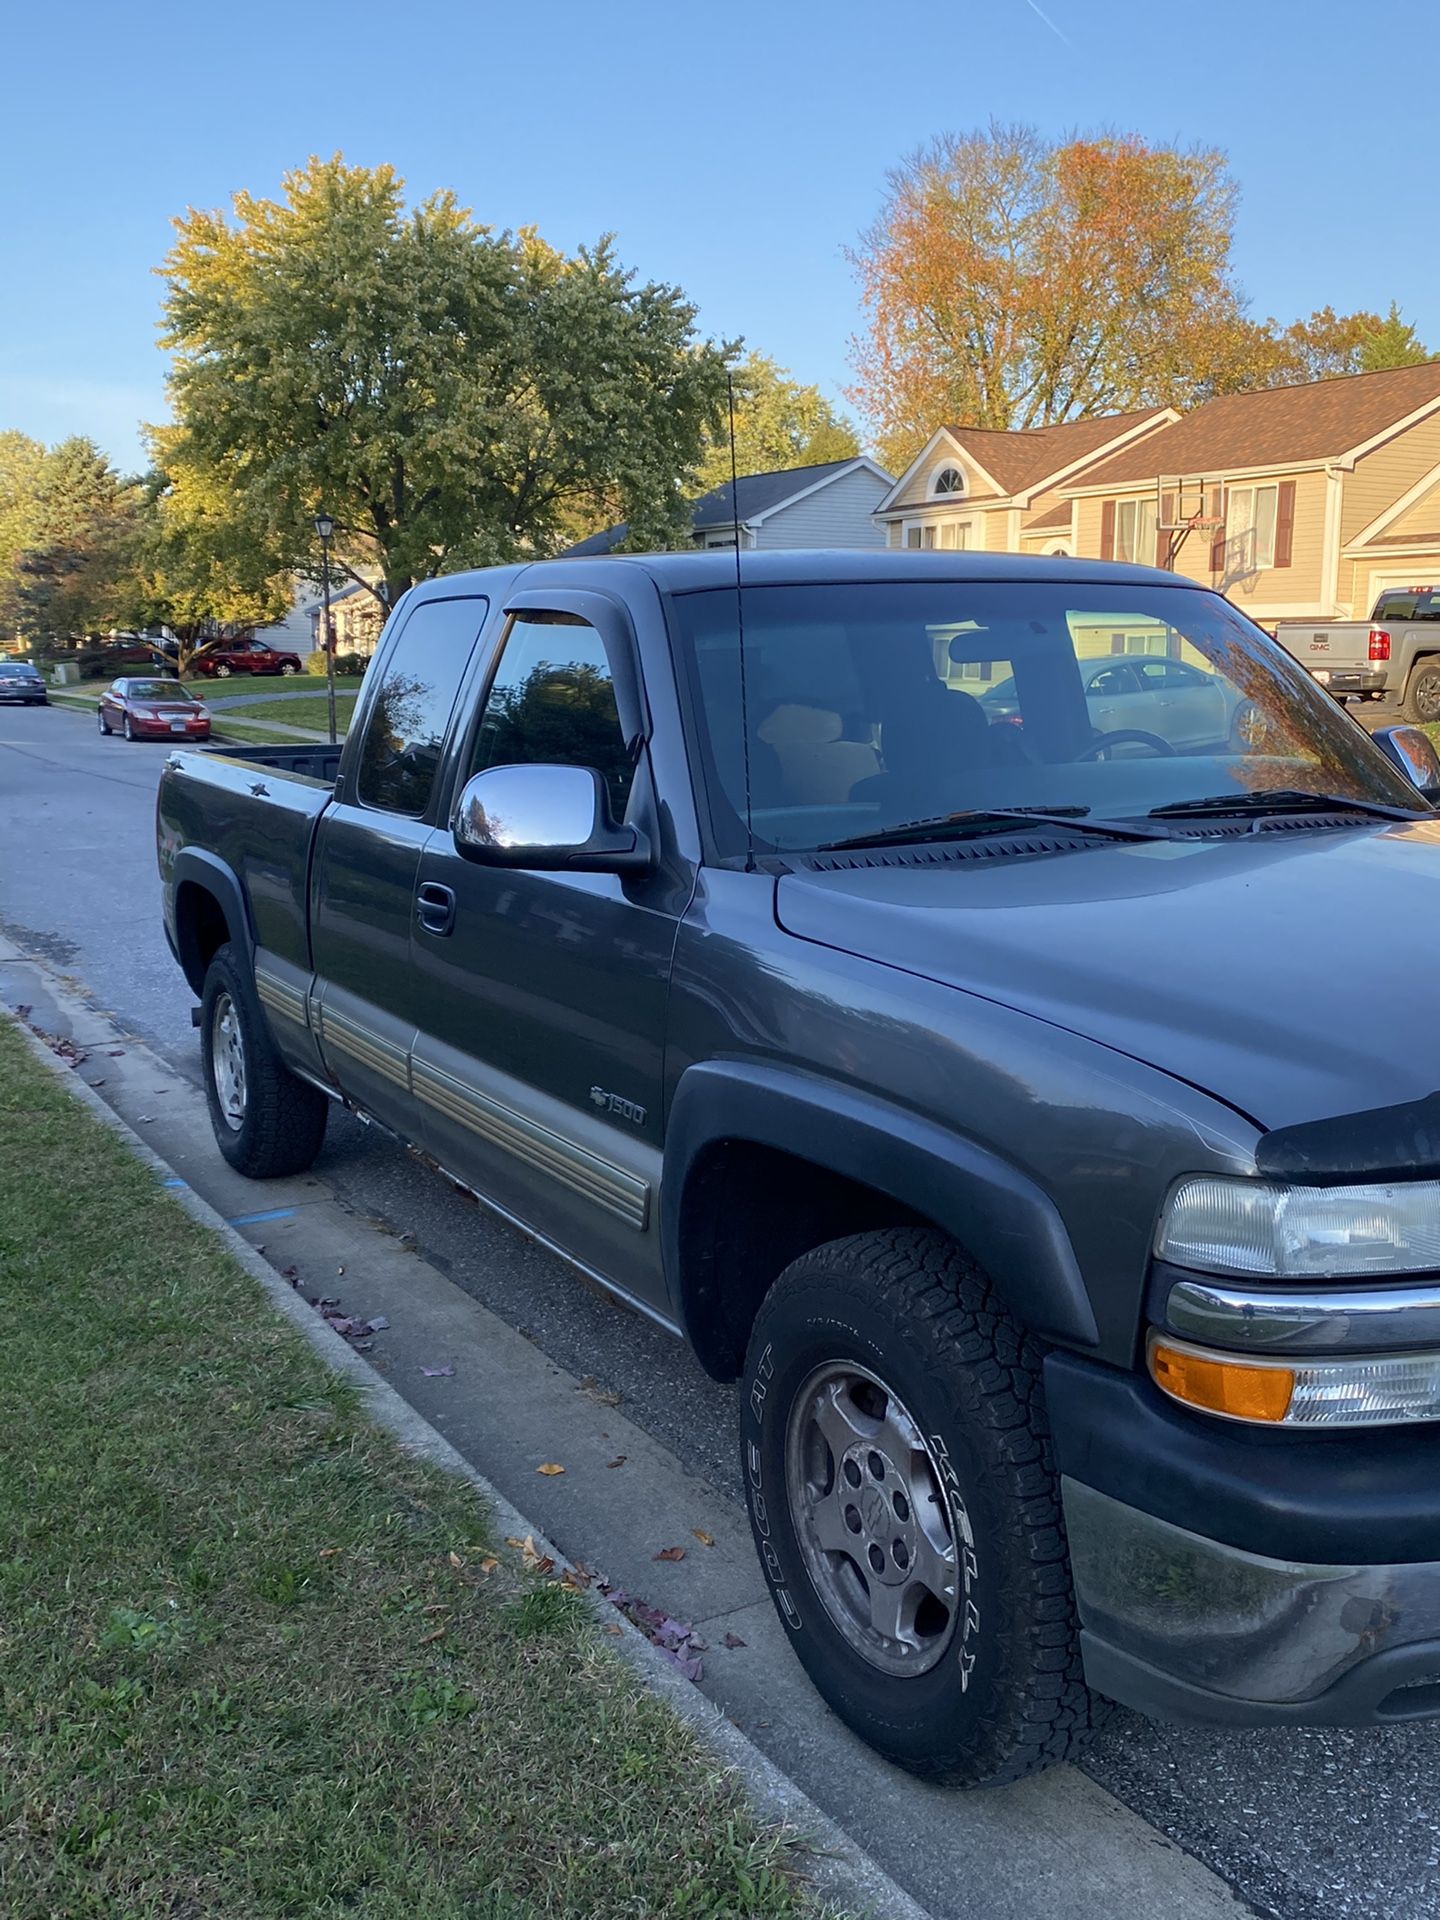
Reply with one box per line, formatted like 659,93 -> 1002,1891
235,691 -> 359,733
0,1019 -> 815,1920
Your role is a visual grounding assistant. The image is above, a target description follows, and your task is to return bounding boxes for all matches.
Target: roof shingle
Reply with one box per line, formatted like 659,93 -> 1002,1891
1072,362 -> 1440,490
943,409 -> 1169,494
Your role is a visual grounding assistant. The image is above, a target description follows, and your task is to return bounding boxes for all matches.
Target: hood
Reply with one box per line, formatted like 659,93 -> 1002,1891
775,819 -> 1440,1131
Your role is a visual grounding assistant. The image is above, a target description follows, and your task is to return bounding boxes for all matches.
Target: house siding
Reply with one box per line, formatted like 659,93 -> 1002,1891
1373,473 -> 1440,543
889,444 -> 1004,512
1341,413 -> 1440,543
1211,469 -> 1328,612
760,467 -> 891,549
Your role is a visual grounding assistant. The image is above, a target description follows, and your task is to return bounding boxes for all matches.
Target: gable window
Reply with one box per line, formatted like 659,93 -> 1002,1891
1227,485 -> 1279,572
1114,498 -> 1157,566
932,466 -> 966,497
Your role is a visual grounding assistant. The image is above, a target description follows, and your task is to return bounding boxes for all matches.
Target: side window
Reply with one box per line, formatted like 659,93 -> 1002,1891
355,596 -> 488,817
1415,591 -> 1440,624
1087,665 -> 1134,696
468,614 -> 634,819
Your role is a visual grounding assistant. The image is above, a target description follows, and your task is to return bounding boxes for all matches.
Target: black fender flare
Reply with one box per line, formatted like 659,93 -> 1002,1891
663,1060 -> 1099,1353
170,848 -> 254,995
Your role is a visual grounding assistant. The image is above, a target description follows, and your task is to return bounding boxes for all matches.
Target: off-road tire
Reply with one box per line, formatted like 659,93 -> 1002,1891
200,943 -> 327,1178
1401,660 -> 1440,725
740,1228 -> 1097,1789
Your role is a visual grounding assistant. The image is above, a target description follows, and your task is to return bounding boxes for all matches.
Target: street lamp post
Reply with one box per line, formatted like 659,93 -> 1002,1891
314,512 -> 336,746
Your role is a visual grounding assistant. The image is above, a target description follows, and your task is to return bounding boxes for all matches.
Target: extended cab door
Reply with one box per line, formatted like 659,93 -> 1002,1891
407,587 -> 680,1313
309,593 -> 490,1130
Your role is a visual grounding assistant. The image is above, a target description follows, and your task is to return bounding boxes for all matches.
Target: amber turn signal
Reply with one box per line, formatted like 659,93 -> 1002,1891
1148,1335 -> 1295,1424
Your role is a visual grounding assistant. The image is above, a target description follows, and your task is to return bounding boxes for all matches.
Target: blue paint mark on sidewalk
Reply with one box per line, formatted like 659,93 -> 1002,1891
226,1207 -> 296,1227
162,1177 -> 187,1188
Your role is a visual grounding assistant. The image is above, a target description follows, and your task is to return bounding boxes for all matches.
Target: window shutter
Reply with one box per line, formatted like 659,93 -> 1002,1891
1156,494 -> 1175,568
1209,488 -> 1228,573
1274,480 -> 1296,568
1100,500 -> 1115,561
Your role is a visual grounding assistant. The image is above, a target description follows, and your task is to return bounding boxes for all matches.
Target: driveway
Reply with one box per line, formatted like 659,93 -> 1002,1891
3,702 -> 1439,1920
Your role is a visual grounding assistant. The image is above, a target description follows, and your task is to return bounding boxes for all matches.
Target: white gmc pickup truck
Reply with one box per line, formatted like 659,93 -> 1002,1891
1275,586 -> 1440,721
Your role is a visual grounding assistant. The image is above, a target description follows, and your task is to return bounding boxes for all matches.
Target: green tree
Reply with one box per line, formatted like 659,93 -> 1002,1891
133,447 -> 292,666
696,353 -> 859,492
0,433 -> 46,632
1359,302 -> 1432,371
9,438 -> 145,642
160,155 -> 734,608
848,124 -> 1253,466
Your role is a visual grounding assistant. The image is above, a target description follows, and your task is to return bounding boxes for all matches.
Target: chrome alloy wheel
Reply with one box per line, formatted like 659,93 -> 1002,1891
785,1361 -> 960,1676
210,991 -> 247,1131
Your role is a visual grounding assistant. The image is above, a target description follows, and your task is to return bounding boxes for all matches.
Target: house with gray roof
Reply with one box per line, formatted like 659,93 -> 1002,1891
566,457 -> 893,556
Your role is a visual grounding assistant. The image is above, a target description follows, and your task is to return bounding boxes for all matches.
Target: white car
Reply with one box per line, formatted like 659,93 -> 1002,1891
983,655 -> 1245,752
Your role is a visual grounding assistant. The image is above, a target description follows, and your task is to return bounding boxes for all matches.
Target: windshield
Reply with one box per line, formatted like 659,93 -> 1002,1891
666,580 -> 1425,854
3,663 -> 37,675
127,681 -> 188,701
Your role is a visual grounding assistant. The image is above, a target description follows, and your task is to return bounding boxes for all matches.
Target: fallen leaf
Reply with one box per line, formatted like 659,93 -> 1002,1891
337,1265 -> 345,1276
318,1547 -> 342,1560
692,1529 -> 715,1548
88,1079 -> 106,1088
605,1456 -> 627,1470
448,1551 -> 464,1569
536,1463 -> 565,1477
577,1374 -> 623,1408
423,1603 -> 450,1616
603,1622 -> 623,1636
653,1546 -> 686,1564
364,1315 -> 389,1334
421,1363 -> 455,1378
722,1631 -> 747,1650
106,1048 -> 125,1057
136,1115 -> 154,1123
420,1626 -> 446,1645
478,1556 -> 499,1574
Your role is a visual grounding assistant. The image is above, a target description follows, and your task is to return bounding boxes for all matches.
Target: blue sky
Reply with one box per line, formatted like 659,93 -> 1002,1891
5,0 -> 1436,470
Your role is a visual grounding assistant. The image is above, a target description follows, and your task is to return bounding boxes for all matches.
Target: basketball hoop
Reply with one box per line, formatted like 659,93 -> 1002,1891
1156,475 -> 1226,533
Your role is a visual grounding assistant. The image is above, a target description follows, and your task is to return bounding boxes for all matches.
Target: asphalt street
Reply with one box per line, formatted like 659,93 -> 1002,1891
4,700 -> 1440,1920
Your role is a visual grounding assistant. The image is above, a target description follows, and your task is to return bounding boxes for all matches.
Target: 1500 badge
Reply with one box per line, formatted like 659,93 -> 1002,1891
590,1086 -> 647,1125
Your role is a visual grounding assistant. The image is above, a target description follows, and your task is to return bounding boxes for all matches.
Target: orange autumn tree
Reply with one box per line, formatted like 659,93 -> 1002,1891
848,124 -> 1261,469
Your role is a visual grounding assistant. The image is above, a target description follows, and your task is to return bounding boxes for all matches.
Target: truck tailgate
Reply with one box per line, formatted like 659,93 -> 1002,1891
1276,620 -> 1371,672
157,747 -> 333,979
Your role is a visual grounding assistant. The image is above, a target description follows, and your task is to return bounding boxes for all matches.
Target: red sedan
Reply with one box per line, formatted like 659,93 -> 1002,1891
98,678 -> 212,743
189,637 -> 303,679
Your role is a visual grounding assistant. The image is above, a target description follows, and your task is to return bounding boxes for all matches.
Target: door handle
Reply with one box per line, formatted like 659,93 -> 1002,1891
416,882 -> 456,936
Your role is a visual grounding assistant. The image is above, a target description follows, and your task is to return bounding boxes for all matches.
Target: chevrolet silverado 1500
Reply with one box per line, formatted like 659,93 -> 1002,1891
158,550 -> 1440,1787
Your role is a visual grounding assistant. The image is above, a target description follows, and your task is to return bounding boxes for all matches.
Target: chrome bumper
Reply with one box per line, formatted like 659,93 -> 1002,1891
1065,1479 -> 1440,1724
1164,1274 -> 1440,1354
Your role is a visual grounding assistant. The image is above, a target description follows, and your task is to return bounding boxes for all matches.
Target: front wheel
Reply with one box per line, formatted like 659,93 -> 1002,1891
97,706 -> 110,735
214,663 -> 232,679
200,944 -> 328,1177
123,715 -> 134,741
280,662 -> 299,676
740,1229 -> 1095,1788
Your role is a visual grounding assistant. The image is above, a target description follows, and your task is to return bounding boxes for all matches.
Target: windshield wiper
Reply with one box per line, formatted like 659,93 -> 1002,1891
819,806 -> 1172,853
1148,788 -> 1424,823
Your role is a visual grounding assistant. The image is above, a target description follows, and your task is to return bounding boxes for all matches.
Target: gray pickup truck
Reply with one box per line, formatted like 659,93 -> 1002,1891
158,550 -> 1440,1789
1275,584 -> 1440,718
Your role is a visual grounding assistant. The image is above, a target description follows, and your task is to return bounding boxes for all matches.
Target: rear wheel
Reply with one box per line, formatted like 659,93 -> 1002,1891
97,706 -> 110,735
214,663 -> 232,679
740,1228 -> 1095,1789
1401,660 -> 1440,725
280,662 -> 299,676
200,943 -> 328,1177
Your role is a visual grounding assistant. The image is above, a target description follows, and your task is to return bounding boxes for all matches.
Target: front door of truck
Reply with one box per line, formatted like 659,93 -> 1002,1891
408,596 -> 676,1313
309,593 -> 490,1132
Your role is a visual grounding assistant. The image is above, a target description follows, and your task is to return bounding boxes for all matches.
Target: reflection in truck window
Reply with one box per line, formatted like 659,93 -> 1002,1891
469,614 -> 634,820
355,596 -> 489,817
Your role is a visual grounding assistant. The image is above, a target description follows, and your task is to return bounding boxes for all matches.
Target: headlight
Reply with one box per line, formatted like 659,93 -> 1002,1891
1157,1174 -> 1440,1278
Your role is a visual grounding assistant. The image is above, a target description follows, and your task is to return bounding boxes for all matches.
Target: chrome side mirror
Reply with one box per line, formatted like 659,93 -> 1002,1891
1371,724 -> 1440,803
452,763 -> 651,872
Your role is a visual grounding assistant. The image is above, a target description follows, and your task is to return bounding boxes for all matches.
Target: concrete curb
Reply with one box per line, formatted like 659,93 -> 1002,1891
6,1007 -> 930,1920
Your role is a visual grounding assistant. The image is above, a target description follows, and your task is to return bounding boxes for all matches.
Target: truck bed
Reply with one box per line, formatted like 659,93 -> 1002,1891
200,740 -> 344,784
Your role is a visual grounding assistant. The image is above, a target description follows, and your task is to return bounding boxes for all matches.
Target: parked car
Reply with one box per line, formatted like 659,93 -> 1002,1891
1274,586 -> 1440,719
158,551 -> 1440,1790
99,678 -> 211,742
982,653 -> 1246,752
0,661 -> 47,705
190,637 -> 304,679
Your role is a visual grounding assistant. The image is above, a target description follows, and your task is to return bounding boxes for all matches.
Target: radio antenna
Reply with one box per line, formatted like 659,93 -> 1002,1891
727,371 -> 756,873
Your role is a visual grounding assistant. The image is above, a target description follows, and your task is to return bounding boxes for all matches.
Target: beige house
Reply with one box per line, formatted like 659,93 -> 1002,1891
874,408 -> 1179,557
881,362 -> 1440,625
